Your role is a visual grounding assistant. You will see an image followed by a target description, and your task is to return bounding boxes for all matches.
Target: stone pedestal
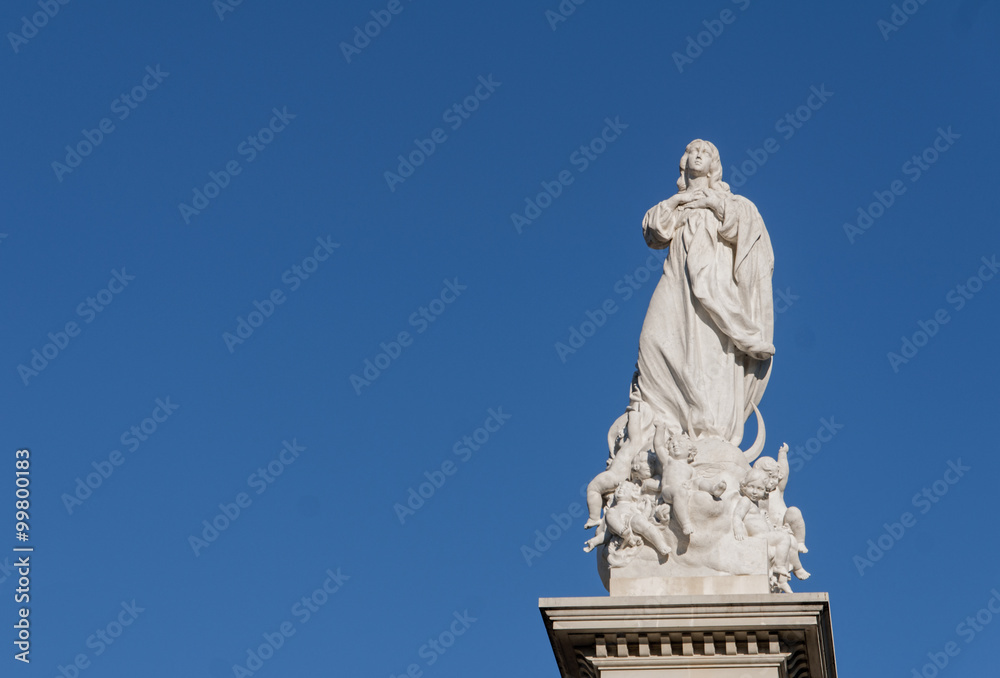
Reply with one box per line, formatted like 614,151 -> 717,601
539,594 -> 837,677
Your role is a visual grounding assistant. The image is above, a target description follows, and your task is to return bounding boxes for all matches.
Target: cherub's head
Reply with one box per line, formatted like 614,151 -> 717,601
614,481 -> 641,502
740,468 -> 770,503
630,449 -> 660,481
752,456 -> 783,492
667,433 -> 697,462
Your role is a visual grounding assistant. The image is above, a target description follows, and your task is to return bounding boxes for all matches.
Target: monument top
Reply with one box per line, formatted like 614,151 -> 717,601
582,139 -> 810,595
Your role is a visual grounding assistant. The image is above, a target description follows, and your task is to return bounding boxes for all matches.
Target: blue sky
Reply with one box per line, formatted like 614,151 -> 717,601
2,0 -> 999,676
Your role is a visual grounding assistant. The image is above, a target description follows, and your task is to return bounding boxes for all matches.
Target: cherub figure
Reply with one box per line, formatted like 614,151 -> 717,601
631,448 -> 674,530
585,409 -> 651,529
630,448 -> 662,496
584,449 -> 665,554
583,495 -> 611,553
597,481 -> 672,557
652,423 -> 726,536
753,444 -> 808,552
754,445 -> 810,581
733,468 -> 794,593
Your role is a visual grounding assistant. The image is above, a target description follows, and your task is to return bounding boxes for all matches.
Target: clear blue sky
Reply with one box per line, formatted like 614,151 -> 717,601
3,0 -> 999,676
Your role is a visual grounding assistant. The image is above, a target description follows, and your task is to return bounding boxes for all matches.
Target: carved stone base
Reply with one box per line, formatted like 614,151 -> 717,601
539,594 -> 837,677
608,573 -> 770,596
598,535 -> 770,595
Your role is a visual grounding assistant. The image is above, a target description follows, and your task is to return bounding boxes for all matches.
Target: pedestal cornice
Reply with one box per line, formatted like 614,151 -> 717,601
539,594 -> 837,678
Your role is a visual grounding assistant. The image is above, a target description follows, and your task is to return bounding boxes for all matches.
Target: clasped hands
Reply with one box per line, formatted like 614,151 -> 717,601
672,188 -> 725,221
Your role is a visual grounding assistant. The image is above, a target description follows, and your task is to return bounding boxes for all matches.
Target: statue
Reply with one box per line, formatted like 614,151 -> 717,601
651,424 -> 726,536
586,139 -> 774,527
583,139 -> 810,595
603,481 -> 673,562
732,467 -> 794,593
754,444 -> 810,581
635,138 -> 775,443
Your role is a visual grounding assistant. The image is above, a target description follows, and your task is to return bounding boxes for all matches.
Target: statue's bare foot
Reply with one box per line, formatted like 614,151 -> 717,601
798,542 -> 809,554
584,518 -> 601,530
793,567 -> 811,580
681,525 -> 694,536
710,480 -> 727,499
778,578 -> 794,594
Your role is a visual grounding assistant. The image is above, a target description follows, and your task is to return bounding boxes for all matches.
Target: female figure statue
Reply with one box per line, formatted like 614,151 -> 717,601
586,139 -> 775,526
632,139 -> 775,445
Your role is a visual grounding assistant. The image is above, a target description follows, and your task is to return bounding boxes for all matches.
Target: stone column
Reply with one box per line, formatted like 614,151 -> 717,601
539,594 -> 837,677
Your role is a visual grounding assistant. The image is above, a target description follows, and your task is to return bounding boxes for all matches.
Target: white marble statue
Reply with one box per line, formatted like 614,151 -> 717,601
584,140 -> 810,595
633,138 -> 774,445
732,468 -> 794,593
585,139 -> 774,528
652,424 -> 726,536
754,444 -> 810,581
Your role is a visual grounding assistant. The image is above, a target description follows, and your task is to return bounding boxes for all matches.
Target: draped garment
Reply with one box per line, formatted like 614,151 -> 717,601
628,192 -> 774,446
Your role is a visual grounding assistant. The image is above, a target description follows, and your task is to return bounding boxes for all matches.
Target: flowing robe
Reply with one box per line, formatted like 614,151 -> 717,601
629,191 -> 774,446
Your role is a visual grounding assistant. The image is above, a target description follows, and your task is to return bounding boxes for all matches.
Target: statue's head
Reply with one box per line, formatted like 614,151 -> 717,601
740,468 -> 770,501
614,481 -> 641,502
677,139 -> 729,193
630,449 -> 660,481
752,456 -> 783,491
667,433 -> 697,462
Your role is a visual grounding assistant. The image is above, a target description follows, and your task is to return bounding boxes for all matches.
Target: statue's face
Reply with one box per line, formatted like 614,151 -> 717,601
631,452 -> 653,480
616,482 -> 639,501
743,480 -> 766,502
668,437 -> 696,461
685,142 -> 712,177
